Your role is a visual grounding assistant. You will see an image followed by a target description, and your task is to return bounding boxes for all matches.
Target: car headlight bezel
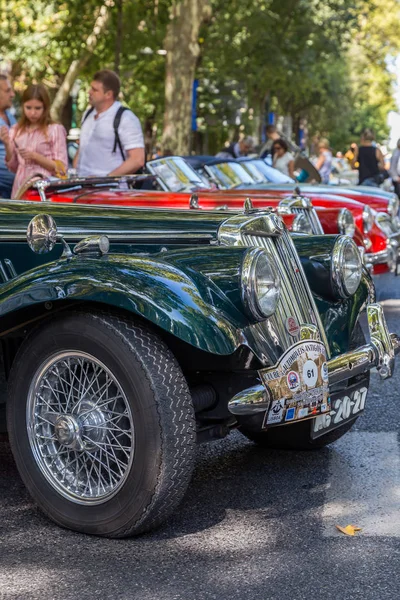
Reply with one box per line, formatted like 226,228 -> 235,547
362,205 -> 374,233
332,236 -> 362,298
388,195 -> 399,219
241,247 -> 281,321
338,208 -> 356,238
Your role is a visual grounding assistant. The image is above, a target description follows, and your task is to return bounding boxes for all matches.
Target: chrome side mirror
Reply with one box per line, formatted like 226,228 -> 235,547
27,214 -> 58,254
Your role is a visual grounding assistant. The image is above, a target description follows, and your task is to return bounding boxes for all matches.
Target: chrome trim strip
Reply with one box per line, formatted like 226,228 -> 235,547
218,212 -> 284,246
0,230 -> 216,243
3,259 -> 17,278
0,261 -> 9,283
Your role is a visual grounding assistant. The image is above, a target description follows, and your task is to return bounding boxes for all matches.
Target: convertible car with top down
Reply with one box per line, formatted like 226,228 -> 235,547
0,199 -> 398,537
16,163 -> 390,272
181,156 -> 400,274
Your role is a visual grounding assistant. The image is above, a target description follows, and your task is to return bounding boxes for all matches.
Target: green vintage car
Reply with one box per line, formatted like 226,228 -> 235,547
0,200 -> 397,538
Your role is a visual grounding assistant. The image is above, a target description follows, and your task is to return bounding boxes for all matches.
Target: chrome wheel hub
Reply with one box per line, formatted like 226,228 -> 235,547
52,399 -> 108,451
54,414 -> 81,448
27,351 -> 134,505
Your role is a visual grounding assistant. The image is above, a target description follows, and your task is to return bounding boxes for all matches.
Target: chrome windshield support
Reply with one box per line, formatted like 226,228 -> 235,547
34,179 -> 50,202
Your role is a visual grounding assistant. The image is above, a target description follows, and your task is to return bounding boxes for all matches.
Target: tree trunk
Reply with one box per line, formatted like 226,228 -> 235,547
50,0 -> 114,122
114,0 -> 123,75
162,0 -> 211,155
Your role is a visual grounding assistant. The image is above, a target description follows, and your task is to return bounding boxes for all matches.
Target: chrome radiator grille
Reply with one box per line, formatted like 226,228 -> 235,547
240,228 -> 330,361
291,207 -> 324,235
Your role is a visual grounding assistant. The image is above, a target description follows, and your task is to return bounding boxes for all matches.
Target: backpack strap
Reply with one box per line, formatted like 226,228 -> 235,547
81,106 -> 95,125
112,106 -> 129,159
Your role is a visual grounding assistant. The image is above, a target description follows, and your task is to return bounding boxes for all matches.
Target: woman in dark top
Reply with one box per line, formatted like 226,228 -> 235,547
351,128 -> 385,186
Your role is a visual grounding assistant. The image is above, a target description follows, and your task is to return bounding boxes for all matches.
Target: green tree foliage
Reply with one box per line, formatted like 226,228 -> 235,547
0,0 -> 399,151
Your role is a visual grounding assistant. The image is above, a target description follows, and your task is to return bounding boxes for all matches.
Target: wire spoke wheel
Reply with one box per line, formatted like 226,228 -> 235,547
8,312 -> 195,537
27,351 -> 134,504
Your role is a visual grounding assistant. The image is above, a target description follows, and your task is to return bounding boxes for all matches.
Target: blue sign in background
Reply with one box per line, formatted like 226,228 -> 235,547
192,79 -> 199,131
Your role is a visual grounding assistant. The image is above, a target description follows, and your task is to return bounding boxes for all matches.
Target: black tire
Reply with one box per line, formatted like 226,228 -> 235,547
7,311 -> 196,537
240,323 -> 367,451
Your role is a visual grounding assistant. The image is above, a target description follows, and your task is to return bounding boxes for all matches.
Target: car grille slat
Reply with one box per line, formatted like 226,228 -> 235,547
240,228 -> 330,361
292,207 -> 324,234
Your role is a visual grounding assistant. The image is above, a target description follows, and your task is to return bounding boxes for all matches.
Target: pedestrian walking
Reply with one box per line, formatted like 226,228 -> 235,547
272,139 -> 295,178
75,69 -> 145,177
351,128 -> 385,186
0,74 -> 16,198
216,136 -> 254,159
389,139 -> 400,197
0,83 -> 67,198
315,138 -> 333,184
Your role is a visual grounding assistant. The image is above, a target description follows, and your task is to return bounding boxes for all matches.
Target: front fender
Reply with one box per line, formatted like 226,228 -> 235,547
0,254 -> 247,355
293,234 -> 370,356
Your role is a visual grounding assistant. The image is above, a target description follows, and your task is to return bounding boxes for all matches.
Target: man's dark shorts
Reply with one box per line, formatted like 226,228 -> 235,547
0,182 -> 13,199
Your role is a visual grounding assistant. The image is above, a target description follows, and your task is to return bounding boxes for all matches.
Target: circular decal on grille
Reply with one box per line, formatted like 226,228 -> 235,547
287,370 -> 300,392
286,316 -> 300,337
321,361 -> 329,382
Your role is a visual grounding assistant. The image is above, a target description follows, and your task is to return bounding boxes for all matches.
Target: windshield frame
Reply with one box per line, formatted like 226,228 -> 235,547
204,162 -> 256,189
147,157 -> 211,192
255,159 -> 296,183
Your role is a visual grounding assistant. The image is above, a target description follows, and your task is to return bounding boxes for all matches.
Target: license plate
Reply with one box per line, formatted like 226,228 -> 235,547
311,384 -> 368,439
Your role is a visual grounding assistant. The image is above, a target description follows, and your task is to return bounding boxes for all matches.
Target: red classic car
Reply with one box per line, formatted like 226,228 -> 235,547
175,156 -> 399,273
192,155 -> 399,219
17,173 -> 386,274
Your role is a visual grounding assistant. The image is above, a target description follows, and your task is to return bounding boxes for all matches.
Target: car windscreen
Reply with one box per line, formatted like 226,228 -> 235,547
256,160 -> 295,183
205,162 -> 255,189
240,161 -> 268,183
147,157 -> 210,192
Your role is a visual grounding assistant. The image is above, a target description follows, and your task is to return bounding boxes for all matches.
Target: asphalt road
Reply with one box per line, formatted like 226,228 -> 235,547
1,278 -> 400,600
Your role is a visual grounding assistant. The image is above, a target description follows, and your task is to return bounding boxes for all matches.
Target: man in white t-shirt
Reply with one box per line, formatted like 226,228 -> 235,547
75,69 -> 145,177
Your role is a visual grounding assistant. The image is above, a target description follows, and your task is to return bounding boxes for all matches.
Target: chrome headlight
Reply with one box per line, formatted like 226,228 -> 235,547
362,205 -> 374,233
338,208 -> 356,237
332,237 -> 362,298
242,248 -> 281,320
389,195 -> 399,218
292,212 -> 313,234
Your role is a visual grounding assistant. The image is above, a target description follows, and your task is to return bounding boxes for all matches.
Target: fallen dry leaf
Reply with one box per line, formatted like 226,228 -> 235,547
336,524 -> 362,536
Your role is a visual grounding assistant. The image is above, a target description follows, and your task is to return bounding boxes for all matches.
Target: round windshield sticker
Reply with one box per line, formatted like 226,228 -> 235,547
321,362 -> 328,382
303,359 -> 318,388
286,316 -> 300,337
287,370 -> 300,392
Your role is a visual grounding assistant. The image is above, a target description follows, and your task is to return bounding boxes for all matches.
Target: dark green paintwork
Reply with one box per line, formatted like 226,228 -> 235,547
293,234 -> 369,356
0,200 -> 369,360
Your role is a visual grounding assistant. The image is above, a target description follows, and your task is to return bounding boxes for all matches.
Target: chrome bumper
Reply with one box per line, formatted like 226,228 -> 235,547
364,233 -> 400,271
228,303 -> 400,416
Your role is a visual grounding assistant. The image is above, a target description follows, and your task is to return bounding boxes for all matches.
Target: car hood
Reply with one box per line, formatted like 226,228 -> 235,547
0,200 -> 235,244
247,183 -> 391,211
